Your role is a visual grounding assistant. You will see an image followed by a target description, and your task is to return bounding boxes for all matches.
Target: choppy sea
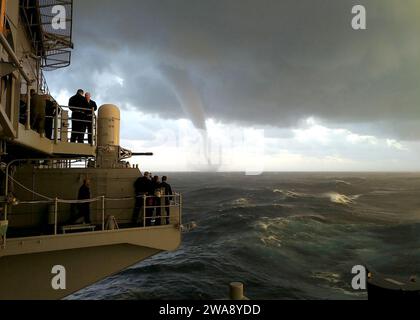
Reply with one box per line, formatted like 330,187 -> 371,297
68,173 -> 420,300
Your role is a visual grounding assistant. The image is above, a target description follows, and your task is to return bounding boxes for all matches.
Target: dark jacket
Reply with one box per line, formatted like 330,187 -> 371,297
160,182 -> 173,196
69,94 -> 89,118
86,100 -> 98,115
152,180 -> 161,195
160,182 -> 173,201
134,177 -> 153,195
78,184 -> 91,200
46,100 -> 60,117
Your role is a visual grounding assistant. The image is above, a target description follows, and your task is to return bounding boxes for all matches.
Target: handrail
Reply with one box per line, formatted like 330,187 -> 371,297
3,193 -> 182,237
20,103 -> 97,146
2,159 -> 182,246
4,158 -> 97,218
50,105 -> 97,145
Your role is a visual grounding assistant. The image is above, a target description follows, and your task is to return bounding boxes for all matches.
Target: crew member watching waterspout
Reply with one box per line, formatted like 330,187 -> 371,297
69,89 -> 89,143
85,92 -> 98,145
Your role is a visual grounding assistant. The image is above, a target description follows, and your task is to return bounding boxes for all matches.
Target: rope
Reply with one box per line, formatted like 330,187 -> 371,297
9,176 -> 53,201
7,176 -> 179,205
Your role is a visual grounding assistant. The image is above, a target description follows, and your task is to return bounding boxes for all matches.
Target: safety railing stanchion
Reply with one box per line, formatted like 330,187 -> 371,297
143,195 -> 146,227
26,89 -> 31,130
179,194 -> 183,227
102,196 -> 105,231
54,104 -> 59,144
54,198 -> 58,235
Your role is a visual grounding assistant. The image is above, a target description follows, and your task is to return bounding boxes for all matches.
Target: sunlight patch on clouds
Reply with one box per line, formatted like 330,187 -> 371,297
386,139 -> 408,151
346,133 -> 378,145
293,118 -> 407,151
51,88 -> 72,106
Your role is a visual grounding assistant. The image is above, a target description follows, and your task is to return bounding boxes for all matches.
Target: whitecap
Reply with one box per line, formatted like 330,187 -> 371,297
324,192 -> 355,205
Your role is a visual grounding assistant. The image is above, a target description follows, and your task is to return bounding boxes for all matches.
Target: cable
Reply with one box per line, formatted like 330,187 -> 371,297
9,175 -> 53,201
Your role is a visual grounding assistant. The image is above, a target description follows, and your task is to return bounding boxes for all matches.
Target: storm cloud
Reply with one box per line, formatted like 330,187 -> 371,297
47,0 -> 420,140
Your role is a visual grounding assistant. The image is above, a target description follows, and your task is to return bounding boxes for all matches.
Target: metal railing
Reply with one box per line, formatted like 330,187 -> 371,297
49,105 -> 97,146
1,193 -> 182,247
20,102 -> 97,146
1,159 -> 182,248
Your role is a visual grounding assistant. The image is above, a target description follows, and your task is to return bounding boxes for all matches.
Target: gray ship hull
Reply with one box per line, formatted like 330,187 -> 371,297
0,243 -> 160,300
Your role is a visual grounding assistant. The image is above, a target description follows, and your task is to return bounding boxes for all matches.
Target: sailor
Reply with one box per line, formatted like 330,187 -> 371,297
85,92 -> 98,145
30,89 -> 46,136
45,97 -> 60,140
132,172 -> 153,226
160,176 -> 173,225
76,179 -> 92,224
69,89 -> 89,143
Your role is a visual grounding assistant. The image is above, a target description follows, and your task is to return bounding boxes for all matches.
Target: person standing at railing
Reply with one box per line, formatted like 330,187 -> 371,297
160,176 -> 174,225
45,97 -> 60,140
85,92 -> 98,145
132,172 -> 153,226
76,179 -> 92,225
69,89 -> 89,143
152,176 -> 162,226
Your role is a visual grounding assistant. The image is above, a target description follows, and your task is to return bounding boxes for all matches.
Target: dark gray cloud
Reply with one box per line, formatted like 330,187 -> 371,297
47,0 -> 420,140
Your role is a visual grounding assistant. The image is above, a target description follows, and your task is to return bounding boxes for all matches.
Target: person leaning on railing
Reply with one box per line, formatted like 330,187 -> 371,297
132,171 -> 153,227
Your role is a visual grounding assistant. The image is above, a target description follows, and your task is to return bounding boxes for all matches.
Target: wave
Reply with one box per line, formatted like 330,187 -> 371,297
334,180 -> 352,186
274,189 -> 360,206
228,198 -> 257,208
324,192 -> 359,205
273,189 -> 307,198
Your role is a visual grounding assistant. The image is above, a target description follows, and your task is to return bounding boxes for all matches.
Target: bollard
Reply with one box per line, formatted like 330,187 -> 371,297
229,282 -> 244,300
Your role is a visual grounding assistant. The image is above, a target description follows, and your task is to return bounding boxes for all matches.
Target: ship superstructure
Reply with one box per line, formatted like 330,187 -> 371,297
0,0 -> 182,300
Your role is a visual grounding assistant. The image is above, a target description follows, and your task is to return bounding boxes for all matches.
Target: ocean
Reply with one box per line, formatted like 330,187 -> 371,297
68,173 -> 420,300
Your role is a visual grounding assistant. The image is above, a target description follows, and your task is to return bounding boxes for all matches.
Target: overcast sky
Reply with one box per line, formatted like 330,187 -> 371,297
47,0 -> 420,172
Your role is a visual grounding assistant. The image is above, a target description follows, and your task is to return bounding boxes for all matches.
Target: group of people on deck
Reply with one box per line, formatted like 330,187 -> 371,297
132,172 -> 174,227
68,89 -> 98,144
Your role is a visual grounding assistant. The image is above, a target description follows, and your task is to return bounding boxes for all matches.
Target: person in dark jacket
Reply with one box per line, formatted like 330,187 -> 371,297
30,89 -> 46,135
132,172 -> 153,226
77,179 -> 92,224
45,97 -> 60,140
85,92 -> 98,145
160,176 -> 174,225
69,89 -> 89,143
